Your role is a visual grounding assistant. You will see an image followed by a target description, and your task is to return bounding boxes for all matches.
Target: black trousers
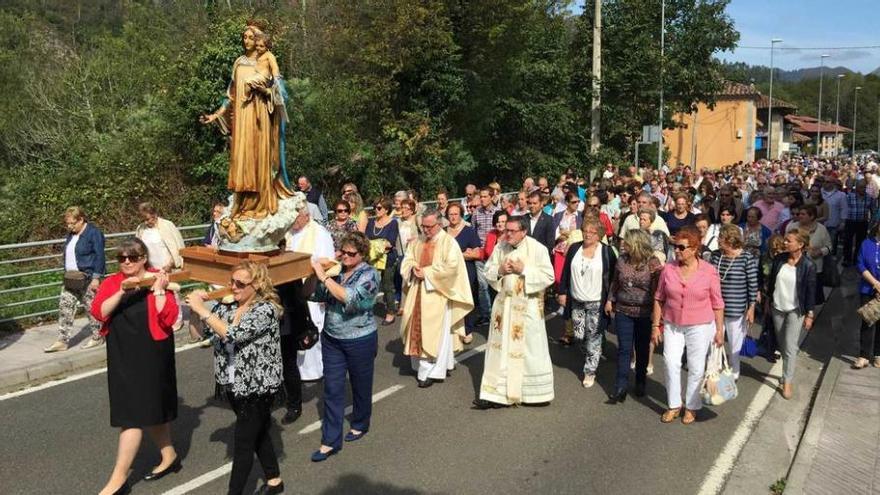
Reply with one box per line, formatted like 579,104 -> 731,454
280,333 -> 302,410
227,393 -> 280,495
843,220 -> 868,264
860,294 -> 880,359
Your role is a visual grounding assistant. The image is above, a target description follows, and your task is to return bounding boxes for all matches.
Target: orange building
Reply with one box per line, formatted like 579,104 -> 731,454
664,82 -> 760,170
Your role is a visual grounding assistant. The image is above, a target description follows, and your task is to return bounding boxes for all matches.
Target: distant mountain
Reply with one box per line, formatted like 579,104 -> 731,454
777,66 -> 855,82
719,61 -> 860,84
872,66 -> 880,76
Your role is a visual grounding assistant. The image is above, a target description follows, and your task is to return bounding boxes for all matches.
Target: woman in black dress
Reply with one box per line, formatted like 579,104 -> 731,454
90,238 -> 180,495
187,260 -> 285,495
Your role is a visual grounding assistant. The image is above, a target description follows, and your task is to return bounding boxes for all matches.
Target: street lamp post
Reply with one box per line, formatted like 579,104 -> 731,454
853,86 -> 862,155
657,0 -> 665,170
816,53 -> 830,157
767,38 -> 783,160
835,74 -> 844,156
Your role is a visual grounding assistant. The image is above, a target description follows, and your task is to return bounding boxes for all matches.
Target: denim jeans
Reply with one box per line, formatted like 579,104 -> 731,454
320,332 -> 378,450
614,312 -> 651,392
474,261 -> 491,320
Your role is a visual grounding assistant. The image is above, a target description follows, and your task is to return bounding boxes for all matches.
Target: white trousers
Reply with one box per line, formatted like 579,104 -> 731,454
724,314 -> 747,378
663,321 -> 715,410
411,306 -> 455,381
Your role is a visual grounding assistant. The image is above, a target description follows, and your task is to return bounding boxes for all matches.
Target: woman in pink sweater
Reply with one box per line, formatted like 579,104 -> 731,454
652,225 -> 725,425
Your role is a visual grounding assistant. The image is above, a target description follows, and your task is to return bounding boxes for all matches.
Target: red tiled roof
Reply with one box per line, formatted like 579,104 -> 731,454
786,114 -> 851,134
717,81 -> 761,99
791,132 -> 811,143
756,94 -> 797,110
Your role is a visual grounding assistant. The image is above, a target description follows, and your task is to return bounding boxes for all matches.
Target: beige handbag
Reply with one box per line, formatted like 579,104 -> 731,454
858,296 -> 880,327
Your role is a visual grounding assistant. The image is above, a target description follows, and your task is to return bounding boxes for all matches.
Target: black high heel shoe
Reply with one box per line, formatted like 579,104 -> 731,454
258,481 -> 285,494
143,456 -> 182,481
112,482 -> 131,495
606,389 -> 627,404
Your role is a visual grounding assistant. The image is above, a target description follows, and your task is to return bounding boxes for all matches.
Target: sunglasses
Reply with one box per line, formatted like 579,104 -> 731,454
336,209 -> 350,213
343,189 -> 355,194
468,205 -> 478,209
672,243 -> 689,251
340,249 -> 360,257
230,278 -> 252,289
374,205 -> 384,211
116,254 -> 143,263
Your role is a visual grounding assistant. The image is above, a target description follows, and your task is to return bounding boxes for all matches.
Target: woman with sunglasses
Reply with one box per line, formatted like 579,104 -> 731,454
309,232 -> 380,461
328,199 -> 358,252
186,261 -> 285,495
652,225 -> 724,425
366,197 -> 400,325
90,238 -> 180,495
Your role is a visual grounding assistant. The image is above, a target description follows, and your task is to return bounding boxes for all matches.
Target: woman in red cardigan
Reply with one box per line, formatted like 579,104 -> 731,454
91,238 -> 180,495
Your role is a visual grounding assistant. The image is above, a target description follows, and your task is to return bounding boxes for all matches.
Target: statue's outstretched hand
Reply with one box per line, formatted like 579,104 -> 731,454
199,113 -> 218,125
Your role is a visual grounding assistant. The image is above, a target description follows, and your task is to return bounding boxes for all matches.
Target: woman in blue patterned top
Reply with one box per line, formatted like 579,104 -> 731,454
309,231 -> 380,462
855,222 -> 880,369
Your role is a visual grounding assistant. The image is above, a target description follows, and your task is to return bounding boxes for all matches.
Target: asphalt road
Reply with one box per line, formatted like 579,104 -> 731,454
0,312 -> 783,495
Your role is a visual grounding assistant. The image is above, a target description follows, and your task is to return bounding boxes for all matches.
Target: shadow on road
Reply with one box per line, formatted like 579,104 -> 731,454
320,473 -> 441,494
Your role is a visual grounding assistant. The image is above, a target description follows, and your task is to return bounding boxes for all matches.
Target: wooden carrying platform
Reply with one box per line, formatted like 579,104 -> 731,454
180,246 -> 314,286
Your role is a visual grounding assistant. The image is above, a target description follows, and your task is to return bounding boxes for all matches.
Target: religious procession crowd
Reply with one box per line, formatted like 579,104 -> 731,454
49,157 -> 880,495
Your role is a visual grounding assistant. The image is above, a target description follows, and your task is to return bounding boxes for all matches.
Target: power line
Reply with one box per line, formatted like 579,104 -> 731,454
736,45 -> 880,50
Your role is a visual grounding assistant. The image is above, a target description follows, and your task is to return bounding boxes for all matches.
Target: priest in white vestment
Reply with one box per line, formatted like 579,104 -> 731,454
474,215 -> 555,408
285,207 -> 336,380
400,210 -> 474,388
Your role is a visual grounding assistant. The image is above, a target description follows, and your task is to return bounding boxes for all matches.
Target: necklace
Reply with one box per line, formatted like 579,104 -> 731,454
715,252 -> 739,281
371,218 -> 387,236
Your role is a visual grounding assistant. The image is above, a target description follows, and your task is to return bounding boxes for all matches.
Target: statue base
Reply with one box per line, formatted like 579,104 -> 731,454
180,246 -> 313,286
217,192 -> 305,253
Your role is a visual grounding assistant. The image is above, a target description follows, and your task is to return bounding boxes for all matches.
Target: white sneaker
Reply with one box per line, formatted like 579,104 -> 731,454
646,365 -> 654,376
630,360 -> 636,370
582,375 -> 596,388
43,341 -> 69,353
80,337 -> 105,350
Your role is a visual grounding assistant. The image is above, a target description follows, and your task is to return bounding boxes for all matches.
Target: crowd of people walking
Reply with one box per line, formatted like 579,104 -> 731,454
46,156 -> 880,494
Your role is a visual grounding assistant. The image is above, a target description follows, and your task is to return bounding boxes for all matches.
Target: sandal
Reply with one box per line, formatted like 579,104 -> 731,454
660,408 -> 682,423
682,409 -> 697,425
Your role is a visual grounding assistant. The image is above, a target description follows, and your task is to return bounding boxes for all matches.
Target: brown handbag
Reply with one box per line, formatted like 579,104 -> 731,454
63,270 -> 90,292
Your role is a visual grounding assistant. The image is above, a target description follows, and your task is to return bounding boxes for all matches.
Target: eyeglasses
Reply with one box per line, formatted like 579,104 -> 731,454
587,203 -> 600,208
340,249 -> 360,257
230,278 -> 252,289
505,228 -> 523,234
116,254 -> 143,263
421,223 -> 439,230
336,209 -> 350,213
672,243 -> 689,251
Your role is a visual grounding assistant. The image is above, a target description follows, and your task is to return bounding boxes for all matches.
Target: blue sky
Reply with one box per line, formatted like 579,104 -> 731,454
572,0 -> 879,73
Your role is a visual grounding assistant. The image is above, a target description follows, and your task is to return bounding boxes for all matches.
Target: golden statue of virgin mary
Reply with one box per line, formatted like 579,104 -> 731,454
200,23 -> 293,220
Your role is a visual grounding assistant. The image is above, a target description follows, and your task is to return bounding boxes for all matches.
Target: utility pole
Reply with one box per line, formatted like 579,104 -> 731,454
834,74 -> 844,156
590,0 -> 602,153
853,86 -> 862,154
816,54 -> 830,156
657,0 -> 665,170
767,38 -> 782,160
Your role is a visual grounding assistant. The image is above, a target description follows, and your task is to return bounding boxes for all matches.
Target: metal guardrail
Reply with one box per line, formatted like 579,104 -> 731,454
0,193 -> 512,327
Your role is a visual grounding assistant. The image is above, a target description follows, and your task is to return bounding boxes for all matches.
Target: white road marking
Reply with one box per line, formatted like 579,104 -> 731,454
696,359 -> 784,495
162,462 -> 232,495
0,341 -> 204,402
297,384 -> 406,434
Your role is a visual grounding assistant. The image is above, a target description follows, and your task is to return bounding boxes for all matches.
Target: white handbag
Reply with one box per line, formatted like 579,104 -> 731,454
701,346 -> 738,406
